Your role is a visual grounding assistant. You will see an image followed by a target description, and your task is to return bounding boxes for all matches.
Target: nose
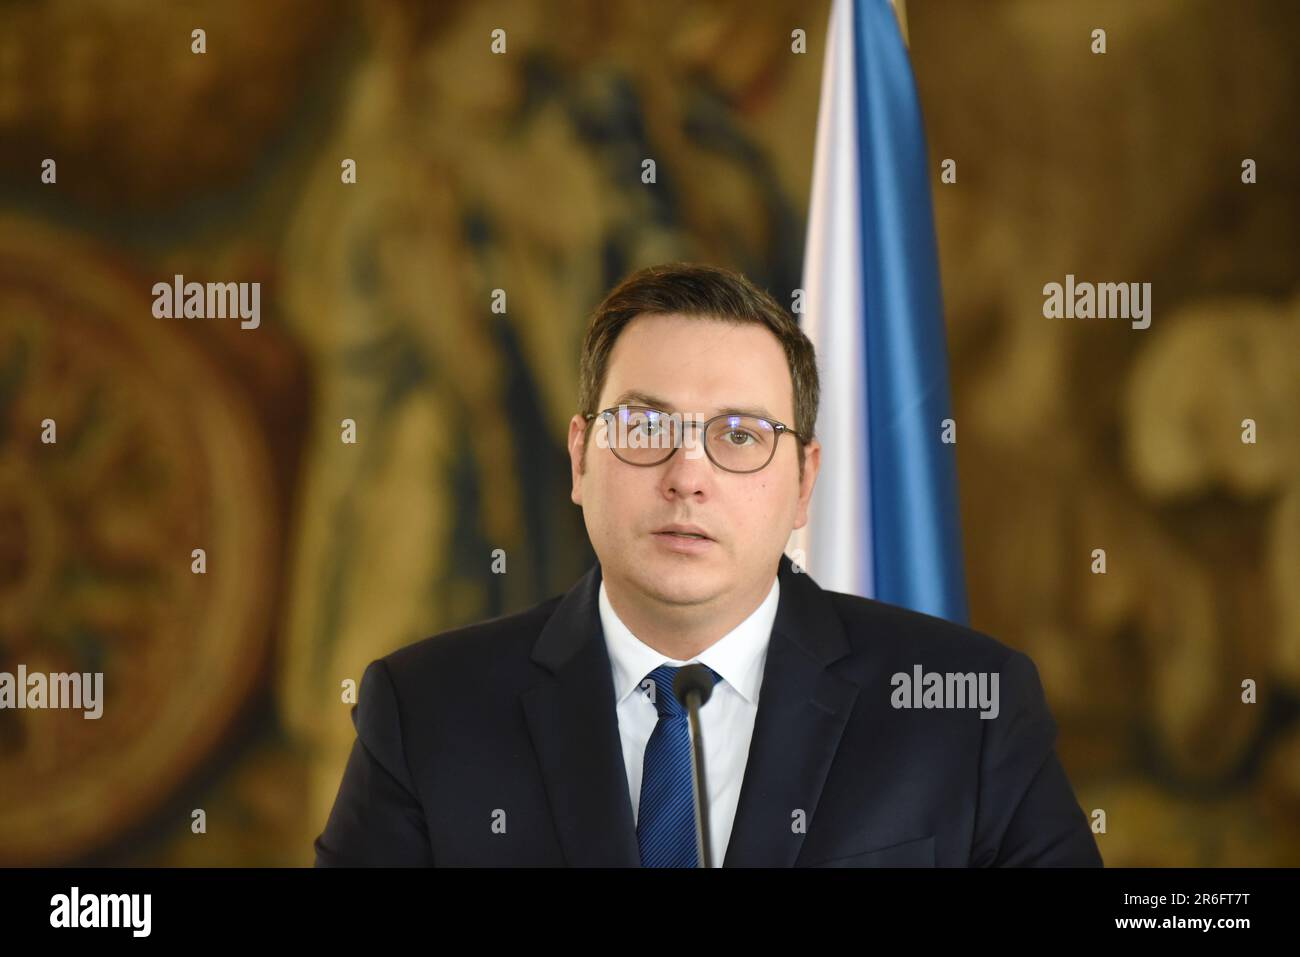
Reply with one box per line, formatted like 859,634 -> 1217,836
658,431 -> 713,499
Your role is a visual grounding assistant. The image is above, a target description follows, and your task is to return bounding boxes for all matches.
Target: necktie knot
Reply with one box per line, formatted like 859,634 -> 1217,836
641,663 -> 722,719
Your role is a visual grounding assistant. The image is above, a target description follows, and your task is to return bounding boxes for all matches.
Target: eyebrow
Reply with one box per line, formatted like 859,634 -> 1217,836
607,389 -> 781,423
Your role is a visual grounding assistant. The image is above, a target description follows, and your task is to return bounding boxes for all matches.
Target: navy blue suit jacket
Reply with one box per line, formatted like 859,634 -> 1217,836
314,553 -> 1102,866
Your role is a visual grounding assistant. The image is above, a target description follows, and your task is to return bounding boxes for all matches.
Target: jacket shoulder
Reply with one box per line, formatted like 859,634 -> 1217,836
823,588 -> 1022,672
380,592 -> 565,685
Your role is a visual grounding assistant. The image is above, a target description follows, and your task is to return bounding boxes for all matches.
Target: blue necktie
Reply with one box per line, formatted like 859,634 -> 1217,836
637,663 -> 722,867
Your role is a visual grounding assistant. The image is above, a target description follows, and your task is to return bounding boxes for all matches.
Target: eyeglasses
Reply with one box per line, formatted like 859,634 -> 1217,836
584,405 -> 807,474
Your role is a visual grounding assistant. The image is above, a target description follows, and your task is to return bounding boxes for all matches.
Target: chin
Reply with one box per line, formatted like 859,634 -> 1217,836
634,561 -> 724,606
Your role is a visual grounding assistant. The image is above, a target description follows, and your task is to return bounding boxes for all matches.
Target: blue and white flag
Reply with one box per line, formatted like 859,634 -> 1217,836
788,0 -> 968,625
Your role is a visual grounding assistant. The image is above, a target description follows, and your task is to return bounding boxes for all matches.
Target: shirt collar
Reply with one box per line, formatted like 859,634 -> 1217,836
599,573 -> 779,707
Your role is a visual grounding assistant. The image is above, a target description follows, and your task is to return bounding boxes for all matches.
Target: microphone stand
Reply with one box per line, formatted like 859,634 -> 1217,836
676,665 -> 716,868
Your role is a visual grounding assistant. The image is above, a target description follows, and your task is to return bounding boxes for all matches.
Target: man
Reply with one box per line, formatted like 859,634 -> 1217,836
314,262 -> 1103,867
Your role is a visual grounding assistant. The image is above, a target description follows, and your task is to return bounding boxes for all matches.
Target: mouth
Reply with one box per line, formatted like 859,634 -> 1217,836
651,525 -> 716,553
652,525 -> 713,541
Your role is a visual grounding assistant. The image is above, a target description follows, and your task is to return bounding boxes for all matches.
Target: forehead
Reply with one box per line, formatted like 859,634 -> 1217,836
600,312 -> 795,421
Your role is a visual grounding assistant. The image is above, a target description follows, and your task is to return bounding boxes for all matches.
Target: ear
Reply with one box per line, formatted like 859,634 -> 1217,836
792,438 -> 822,530
568,414 -> 588,505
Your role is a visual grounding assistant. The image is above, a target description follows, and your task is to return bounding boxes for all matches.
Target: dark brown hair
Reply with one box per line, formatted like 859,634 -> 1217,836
577,262 -> 819,476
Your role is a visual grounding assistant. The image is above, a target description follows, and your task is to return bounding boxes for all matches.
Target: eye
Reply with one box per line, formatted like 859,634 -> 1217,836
723,429 -> 756,446
627,411 -> 667,437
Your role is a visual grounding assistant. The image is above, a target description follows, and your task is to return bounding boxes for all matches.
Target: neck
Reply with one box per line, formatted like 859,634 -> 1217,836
603,570 -> 776,661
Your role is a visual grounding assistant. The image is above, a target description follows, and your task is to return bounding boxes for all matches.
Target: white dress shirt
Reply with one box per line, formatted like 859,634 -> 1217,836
598,575 -> 780,867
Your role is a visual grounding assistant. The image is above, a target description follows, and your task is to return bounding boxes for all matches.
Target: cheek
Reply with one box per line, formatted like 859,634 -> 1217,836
734,479 -> 797,528
745,476 -> 786,506
587,467 -> 649,530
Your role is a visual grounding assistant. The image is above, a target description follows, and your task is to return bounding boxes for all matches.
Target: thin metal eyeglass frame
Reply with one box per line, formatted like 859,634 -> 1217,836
583,405 -> 808,474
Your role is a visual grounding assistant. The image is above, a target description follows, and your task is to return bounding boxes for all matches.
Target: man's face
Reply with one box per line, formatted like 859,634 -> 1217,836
568,312 -> 821,612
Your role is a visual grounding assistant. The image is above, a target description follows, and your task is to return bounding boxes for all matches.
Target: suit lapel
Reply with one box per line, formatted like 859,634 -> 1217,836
521,561 -> 641,866
522,554 -> 860,868
723,554 -> 861,866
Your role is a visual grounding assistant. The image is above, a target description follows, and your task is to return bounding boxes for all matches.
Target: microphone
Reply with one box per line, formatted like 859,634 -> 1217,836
673,663 -> 718,868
